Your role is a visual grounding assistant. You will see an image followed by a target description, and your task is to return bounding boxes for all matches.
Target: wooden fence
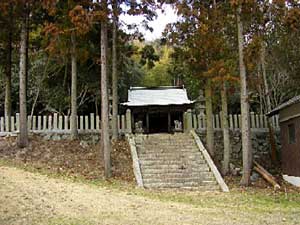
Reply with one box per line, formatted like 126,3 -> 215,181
189,112 -> 280,131
0,111 -> 132,134
0,111 -> 279,135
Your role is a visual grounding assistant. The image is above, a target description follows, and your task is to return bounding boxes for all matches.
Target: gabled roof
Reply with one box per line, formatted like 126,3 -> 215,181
267,95 -> 300,116
122,86 -> 194,107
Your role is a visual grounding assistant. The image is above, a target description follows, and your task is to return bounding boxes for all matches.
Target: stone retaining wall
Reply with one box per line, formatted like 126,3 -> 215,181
39,132 -> 101,145
37,130 -> 280,171
197,130 -> 281,170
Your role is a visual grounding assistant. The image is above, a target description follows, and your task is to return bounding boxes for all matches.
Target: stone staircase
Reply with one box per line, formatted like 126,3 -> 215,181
134,133 -> 220,190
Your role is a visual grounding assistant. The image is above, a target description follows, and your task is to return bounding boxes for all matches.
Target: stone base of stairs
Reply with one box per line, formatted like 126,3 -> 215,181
133,133 -> 221,191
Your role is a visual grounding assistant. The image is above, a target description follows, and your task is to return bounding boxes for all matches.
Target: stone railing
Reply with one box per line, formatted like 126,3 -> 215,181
0,109 -> 280,135
184,110 -> 280,132
0,109 -> 133,135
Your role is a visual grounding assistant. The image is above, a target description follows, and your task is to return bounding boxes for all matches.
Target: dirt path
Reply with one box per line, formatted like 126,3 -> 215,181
0,166 -> 298,225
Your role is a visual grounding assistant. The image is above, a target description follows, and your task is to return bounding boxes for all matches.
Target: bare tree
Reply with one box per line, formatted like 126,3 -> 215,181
205,79 -> 214,157
18,2 -> 29,148
101,0 -> 111,178
4,3 -> 13,131
70,32 -> 78,140
111,0 -> 118,140
237,5 -> 252,186
221,82 -> 230,174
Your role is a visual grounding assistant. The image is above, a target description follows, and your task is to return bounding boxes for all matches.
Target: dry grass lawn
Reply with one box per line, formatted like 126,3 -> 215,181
0,164 -> 300,225
0,136 -> 300,225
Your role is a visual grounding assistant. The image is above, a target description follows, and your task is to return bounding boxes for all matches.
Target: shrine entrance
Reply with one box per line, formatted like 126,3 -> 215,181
132,109 -> 185,134
121,86 -> 194,134
148,112 -> 169,133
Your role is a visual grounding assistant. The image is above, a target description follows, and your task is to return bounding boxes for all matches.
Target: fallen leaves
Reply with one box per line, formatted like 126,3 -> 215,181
0,135 -> 135,183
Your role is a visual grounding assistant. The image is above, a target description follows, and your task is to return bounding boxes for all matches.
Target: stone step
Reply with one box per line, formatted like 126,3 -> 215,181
143,177 -> 216,184
141,167 -> 210,174
138,152 -> 204,157
139,160 -> 207,166
138,156 -> 205,162
141,142 -> 196,147
138,150 -> 200,155
141,139 -> 196,143
140,161 -> 206,165
141,134 -> 191,139
140,148 -> 199,151
138,143 -> 197,147
142,171 -> 214,179
138,152 -> 203,158
139,153 -> 202,156
143,186 -> 220,191
144,180 -> 218,189
142,142 -> 196,145
138,146 -> 199,151
140,163 -> 209,170
168,186 -> 220,191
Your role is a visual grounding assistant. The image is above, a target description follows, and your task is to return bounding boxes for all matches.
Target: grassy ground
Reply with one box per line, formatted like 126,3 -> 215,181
0,136 -> 300,225
0,160 -> 300,225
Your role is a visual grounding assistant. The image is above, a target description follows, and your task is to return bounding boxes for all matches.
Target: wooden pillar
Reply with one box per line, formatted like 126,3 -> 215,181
168,111 -> 171,133
146,113 -> 149,134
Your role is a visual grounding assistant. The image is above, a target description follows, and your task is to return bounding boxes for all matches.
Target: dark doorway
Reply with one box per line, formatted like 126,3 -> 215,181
149,112 -> 169,133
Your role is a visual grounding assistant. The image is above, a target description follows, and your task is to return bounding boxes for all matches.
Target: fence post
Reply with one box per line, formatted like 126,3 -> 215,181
5,116 -> 10,132
11,116 -> 15,132
0,117 -> 4,132
85,115 -> 89,130
32,116 -> 37,131
96,115 -> 100,130
37,116 -> 42,130
126,109 -> 132,133
53,113 -> 58,130
80,116 -> 84,130
215,114 -> 220,129
27,115 -> 32,131
48,115 -> 52,130
117,115 -> 121,133
229,114 -> 233,129
64,115 -> 69,130
255,114 -> 260,128
184,109 -> 193,132
16,113 -> 20,131
90,113 -> 95,130
121,115 -> 125,133
193,114 -> 197,130
43,116 -> 47,130
58,115 -> 63,130
250,112 -> 255,128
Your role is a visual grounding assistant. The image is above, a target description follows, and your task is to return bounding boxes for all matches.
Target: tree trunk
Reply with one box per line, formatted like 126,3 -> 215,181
260,42 -> 271,113
101,15 -> 111,178
205,79 -> 214,157
31,57 -> 50,117
5,6 -> 13,131
18,7 -> 29,148
70,32 -> 78,139
221,82 -> 230,175
111,0 -> 118,140
260,41 -> 278,164
237,5 -> 252,186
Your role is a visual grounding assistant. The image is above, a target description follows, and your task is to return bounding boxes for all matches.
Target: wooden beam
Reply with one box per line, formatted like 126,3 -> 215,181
253,160 -> 280,189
